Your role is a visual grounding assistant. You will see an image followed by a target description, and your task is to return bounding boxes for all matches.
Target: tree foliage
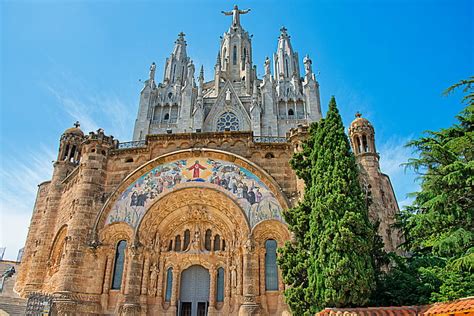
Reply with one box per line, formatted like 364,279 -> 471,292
373,77 -> 474,305
279,96 -> 375,314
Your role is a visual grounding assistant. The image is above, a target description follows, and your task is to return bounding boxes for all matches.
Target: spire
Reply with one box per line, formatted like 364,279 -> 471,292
274,26 -> 299,80
198,65 -> 204,96
163,32 -> 189,85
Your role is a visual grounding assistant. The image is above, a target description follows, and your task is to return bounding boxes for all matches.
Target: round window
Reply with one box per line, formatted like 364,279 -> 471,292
217,112 -> 240,131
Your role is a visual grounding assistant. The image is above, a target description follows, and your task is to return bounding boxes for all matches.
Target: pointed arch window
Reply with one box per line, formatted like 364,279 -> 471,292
288,108 -> 295,116
265,239 -> 279,291
216,267 -> 225,302
111,240 -> 127,290
285,59 -> 289,76
165,267 -> 173,302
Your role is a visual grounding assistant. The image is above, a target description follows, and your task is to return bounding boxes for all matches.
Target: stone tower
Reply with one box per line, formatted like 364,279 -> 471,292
349,113 -> 403,252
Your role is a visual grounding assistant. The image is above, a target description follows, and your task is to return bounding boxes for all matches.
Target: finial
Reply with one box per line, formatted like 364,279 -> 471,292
355,111 -> 362,118
177,32 -> 186,41
199,65 -> 204,81
74,121 -> 80,128
280,26 -> 288,35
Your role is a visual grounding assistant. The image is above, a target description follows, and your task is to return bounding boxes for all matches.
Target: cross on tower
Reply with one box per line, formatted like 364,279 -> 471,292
74,121 -> 80,128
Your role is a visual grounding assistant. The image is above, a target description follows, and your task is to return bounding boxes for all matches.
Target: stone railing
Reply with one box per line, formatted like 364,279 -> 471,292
117,140 -> 147,149
253,136 -> 288,143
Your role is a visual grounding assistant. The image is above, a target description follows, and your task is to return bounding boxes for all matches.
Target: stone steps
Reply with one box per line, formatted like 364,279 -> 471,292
0,297 -> 27,315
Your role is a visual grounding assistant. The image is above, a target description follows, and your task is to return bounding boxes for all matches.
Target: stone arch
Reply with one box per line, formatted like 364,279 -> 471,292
47,225 -> 68,275
99,222 -> 134,247
252,219 -> 290,248
93,149 -> 289,238
137,187 -> 251,248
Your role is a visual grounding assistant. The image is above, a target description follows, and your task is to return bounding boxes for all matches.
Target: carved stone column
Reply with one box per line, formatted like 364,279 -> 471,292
258,248 -> 267,312
239,237 -> 260,316
101,253 -> 113,310
120,244 -> 142,315
141,255 -> 150,295
169,265 -> 180,315
208,266 -> 217,315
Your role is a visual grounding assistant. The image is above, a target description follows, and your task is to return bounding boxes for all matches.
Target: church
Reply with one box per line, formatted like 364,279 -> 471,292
15,6 -> 402,316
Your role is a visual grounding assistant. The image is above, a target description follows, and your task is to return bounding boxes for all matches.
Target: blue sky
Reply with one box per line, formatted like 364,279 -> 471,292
1,0 -> 472,260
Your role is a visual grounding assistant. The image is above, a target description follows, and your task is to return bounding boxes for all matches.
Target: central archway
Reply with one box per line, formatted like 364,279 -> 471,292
179,265 -> 210,316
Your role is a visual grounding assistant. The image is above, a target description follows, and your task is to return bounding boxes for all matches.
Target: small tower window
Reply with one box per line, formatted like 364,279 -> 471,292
163,113 -> 170,121
63,144 -> 70,160
288,108 -> 295,116
168,240 -> 173,251
168,92 -> 173,99
285,59 -> 289,76
165,267 -> 173,302
362,135 -> 369,152
172,64 -> 176,82
233,45 -> 237,65
111,240 -> 127,290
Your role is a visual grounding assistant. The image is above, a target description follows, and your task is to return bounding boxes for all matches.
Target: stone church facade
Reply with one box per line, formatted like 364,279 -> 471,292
15,6 -> 402,316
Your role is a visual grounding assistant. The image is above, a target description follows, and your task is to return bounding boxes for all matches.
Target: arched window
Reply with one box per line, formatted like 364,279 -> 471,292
233,45 -> 237,65
63,144 -> 69,160
111,240 -> 127,290
205,229 -> 212,251
222,239 -> 226,251
163,113 -> 170,121
265,239 -> 279,291
168,240 -> 173,251
216,267 -> 225,302
168,92 -> 173,99
172,64 -> 176,82
216,112 -> 239,131
213,235 -> 221,251
183,229 -> 190,250
356,137 -> 362,154
288,108 -> 295,116
70,145 -> 76,162
174,235 -> 181,251
362,135 -> 369,152
165,267 -> 173,302
285,59 -> 289,75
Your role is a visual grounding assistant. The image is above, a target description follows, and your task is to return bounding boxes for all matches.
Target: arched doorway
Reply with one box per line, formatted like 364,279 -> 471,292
179,265 -> 210,316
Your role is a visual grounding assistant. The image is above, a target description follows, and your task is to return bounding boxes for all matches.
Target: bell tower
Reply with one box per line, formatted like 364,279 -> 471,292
349,113 -> 403,252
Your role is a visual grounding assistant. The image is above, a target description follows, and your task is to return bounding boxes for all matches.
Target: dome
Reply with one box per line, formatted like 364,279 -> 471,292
350,112 -> 373,129
63,122 -> 84,136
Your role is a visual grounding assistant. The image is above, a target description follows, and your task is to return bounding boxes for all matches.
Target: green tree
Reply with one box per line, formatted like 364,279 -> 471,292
279,96 -> 375,314
374,77 -> 474,305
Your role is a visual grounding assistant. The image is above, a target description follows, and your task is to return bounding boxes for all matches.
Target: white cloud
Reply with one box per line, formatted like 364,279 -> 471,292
0,145 -> 56,260
378,135 -> 420,210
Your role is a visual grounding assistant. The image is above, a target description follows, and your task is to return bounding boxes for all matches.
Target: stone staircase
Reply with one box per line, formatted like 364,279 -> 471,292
0,261 -> 26,315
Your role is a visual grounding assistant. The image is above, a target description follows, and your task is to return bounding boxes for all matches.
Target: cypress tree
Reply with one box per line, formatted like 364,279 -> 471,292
279,96 -> 375,314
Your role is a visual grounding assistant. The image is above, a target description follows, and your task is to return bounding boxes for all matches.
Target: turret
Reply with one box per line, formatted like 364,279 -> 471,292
349,113 -> 403,253
349,112 -> 377,159
58,121 -> 84,164
302,54 -> 322,122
